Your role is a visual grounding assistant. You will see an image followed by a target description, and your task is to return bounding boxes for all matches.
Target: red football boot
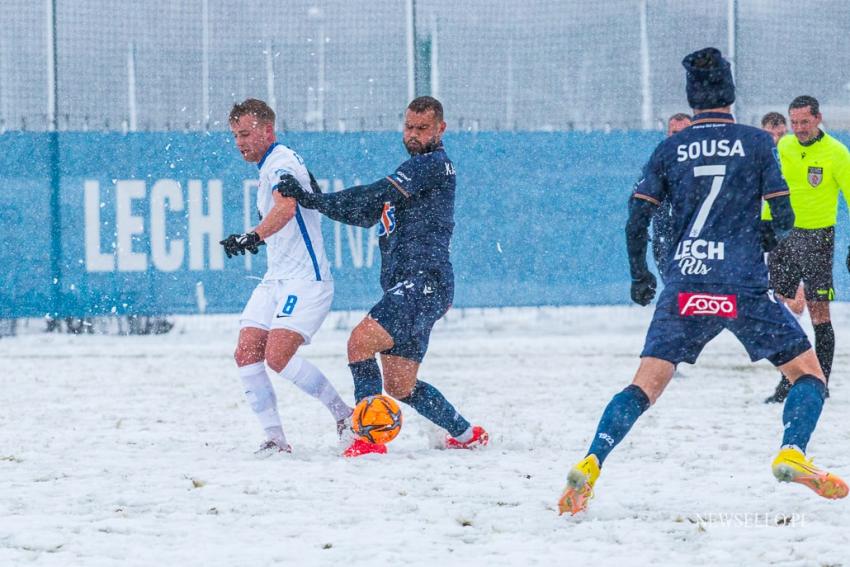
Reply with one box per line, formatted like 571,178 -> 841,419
445,425 -> 489,449
342,438 -> 387,457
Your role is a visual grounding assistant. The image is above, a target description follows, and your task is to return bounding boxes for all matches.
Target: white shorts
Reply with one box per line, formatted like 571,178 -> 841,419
239,280 -> 334,344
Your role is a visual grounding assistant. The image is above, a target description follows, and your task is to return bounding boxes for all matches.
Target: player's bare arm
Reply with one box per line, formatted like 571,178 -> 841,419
253,191 -> 296,240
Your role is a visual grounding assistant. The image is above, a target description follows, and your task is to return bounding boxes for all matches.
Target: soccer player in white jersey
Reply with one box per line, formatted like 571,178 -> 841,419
222,99 -> 351,455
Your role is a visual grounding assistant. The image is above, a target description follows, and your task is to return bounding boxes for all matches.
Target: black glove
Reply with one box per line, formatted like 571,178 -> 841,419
220,231 -> 262,258
275,174 -> 319,208
760,222 -> 779,253
630,271 -> 657,306
846,245 -> 850,274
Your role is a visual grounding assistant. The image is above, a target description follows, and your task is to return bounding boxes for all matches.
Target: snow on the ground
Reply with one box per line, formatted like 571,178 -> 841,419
1,305 -> 849,566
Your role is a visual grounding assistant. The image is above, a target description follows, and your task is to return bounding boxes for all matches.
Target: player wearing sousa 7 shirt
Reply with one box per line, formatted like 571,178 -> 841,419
558,48 -> 846,515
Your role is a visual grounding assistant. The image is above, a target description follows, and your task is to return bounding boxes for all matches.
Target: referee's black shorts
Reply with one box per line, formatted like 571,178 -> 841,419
768,226 -> 835,302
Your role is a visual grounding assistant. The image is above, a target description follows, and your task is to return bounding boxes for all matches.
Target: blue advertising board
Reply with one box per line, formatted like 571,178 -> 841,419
0,131 -> 847,318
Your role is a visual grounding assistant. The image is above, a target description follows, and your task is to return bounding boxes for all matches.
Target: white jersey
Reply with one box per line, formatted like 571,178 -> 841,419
255,143 -> 332,282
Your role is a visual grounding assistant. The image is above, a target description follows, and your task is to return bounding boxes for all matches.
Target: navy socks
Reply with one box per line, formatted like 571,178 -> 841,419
587,384 -> 651,466
349,359 -> 383,403
782,375 -> 826,453
349,362 -> 470,438
399,380 -> 471,438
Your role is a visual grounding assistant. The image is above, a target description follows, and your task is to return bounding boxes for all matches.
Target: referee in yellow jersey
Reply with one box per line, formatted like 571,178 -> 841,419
766,95 -> 850,402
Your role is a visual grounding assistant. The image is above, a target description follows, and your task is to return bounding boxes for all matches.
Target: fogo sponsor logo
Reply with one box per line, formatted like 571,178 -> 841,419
678,292 -> 738,318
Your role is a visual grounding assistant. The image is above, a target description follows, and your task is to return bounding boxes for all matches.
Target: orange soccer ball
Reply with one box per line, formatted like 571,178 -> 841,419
351,395 -> 403,444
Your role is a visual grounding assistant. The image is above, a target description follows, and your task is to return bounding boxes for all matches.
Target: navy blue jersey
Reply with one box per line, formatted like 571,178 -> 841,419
379,144 -> 456,290
633,112 -> 789,288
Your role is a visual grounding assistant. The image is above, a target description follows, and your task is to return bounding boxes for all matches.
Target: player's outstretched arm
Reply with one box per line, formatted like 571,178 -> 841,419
625,197 -> 657,305
276,174 -> 385,228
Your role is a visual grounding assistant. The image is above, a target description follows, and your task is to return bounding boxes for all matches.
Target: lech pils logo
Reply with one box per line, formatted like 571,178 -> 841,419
807,166 -> 824,187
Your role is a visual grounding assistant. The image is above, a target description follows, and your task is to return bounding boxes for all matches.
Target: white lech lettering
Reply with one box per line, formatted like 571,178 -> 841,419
84,180 -> 115,272
150,179 -> 185,272
116,180 -> 147,271
188,179 -> 223,271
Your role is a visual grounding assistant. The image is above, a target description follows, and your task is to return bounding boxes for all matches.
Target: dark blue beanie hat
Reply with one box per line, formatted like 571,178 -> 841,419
682,47 -> 735,109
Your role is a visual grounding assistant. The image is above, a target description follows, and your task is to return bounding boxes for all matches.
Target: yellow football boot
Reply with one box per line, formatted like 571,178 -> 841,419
558,454 -> 601,515
772,447 -> 848,500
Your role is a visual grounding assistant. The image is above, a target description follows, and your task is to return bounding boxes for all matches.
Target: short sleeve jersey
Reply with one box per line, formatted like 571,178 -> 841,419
256,143 -> 331,282
632,112 -> 788,288
378,144 -> 456,290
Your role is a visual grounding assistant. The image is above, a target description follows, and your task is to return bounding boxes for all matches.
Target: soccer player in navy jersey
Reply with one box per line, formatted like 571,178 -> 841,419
558,48 -> 846,515
276,96 -> 488,457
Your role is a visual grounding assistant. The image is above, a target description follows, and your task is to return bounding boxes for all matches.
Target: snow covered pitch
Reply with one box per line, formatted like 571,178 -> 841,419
2,306 -> 848,566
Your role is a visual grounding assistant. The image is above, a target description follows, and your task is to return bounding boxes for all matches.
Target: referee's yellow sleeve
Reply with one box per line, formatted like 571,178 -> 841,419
761,199 -> 773,221
835,143 -> 850,217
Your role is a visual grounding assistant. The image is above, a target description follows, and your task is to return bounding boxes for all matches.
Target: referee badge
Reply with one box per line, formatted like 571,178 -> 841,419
807,166 -> 823,187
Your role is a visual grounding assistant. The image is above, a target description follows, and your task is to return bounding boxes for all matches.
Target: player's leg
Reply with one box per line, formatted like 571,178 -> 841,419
380,352 -> 485,448
776,350 -> 827,454
559,286 -> 719,515
557,357 -> 668,516
344,277 -> 485,455
347,316 -> 394,402
772,350 -> 846,498
345,314 -> 484,452
265,282 -> 352,428
586,357 -> 674,465
236,283 -> 293,454
339,316 -> 395,456
801,227 -> 836,391
378,277 -> 485,449
733,289 -> 846,499
275,355 -> 353,427
235,325 -> 290,454
807,301 -> 833,385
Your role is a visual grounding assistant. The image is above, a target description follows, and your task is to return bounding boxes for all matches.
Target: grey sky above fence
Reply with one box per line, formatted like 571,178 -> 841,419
1,0 -> 849,132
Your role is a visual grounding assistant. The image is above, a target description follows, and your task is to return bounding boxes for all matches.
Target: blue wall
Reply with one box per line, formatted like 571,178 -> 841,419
1,131 -> 848,318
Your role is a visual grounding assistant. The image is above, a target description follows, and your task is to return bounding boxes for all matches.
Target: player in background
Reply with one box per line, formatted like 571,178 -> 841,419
667,113 -> 692,137
276,96 -> 488,457
558,48 -> 847,515
222,99 -> 351,455
651,113 -> 692,275
761,111 -> 787,145
763,96 -> 850,403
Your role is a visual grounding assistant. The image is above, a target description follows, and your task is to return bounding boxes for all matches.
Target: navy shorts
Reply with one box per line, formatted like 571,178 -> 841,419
641,285 -> 811,366
369,273 -> 453,363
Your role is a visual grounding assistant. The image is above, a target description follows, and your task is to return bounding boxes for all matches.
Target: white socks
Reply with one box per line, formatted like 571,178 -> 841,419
239,358 -> 351,446
279,356 -> 352,422
239,362 -> 287,446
